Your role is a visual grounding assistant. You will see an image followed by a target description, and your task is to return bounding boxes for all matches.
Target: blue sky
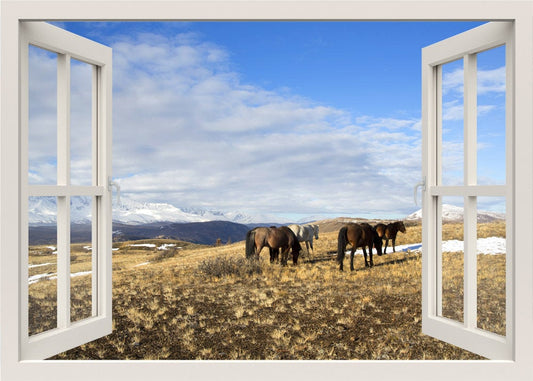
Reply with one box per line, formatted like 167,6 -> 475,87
29,21 -> 507,221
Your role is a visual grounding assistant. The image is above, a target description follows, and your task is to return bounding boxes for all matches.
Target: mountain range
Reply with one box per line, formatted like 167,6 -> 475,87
28,197 -> 286,245
28,199 -> 505,245
28,196 -> 288,225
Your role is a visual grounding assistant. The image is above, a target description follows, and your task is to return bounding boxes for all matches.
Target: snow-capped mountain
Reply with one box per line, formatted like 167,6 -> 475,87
406,204 -> 505,222
112,199 -> 265,224
29,196 -> 93,225
28,196 -> 286,225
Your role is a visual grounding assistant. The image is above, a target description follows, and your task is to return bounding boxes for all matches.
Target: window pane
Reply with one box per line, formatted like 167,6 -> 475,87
70,196 -> 94,322
477,46 -> 506,185
28,45 -> 57,185
477,197 -> 506,335
28,196 -> 58,336
440,197 -> 464,322
440,59 -> 464,186
70,59 -> 94,186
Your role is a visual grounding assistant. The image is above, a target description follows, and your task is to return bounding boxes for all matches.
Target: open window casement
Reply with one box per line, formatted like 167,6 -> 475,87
421,22 -> 514,360
19,21 -> 113,360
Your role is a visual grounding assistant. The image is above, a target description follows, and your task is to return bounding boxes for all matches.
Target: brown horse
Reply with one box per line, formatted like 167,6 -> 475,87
375,221 -> 406,253
337,223 -> 383,271
245,226 -> 301,266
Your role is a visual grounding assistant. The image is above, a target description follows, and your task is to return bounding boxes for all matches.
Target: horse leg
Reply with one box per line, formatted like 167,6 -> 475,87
339,244 -> 345,271
363,247 -> 369,267
350,247 -> 356,271
369,244 -> 374,267
292,247 -> 299,265
384,239 -> 389,255
392,237 -> 397,252
256,243 -> 265,260
281,247 -> 289,266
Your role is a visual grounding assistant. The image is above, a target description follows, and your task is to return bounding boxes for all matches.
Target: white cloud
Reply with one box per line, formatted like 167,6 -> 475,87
29,30 -> 423,219
442,65 -> 505,96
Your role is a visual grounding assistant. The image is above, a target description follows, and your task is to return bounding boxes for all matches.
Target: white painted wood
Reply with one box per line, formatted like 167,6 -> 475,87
436,198 -> 443,317
56,53 -> 71,329
424,315 -> 509,360
463,53 -> 477,186
18,27 -> 32,358
422,21 -> 514,360
57,53 -> 71,187
92,66 -> 99,317
25,315 -> 110,360
504,22 -> 515,347
16,21 -> 112,360
21,22 -> 110,67
463,196 -> 477,329
429,185 -> 506,197
56,195 -> 71,329
28,185 -> 105,197
422,21 -> 511,67
97,60 -> 113,329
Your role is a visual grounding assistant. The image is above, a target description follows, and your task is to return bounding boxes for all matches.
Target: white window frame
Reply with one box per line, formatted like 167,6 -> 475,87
1,1 -> 532,381
19,21 -> 113,360
421,21 -> 514,360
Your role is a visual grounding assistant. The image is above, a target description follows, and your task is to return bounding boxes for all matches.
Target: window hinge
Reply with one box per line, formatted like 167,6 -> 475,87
108,177 -> 121,204
414,177 -> 426,206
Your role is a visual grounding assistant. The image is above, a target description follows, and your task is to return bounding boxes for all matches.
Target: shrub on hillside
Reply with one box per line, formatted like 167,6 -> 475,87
198,256 -> 262,278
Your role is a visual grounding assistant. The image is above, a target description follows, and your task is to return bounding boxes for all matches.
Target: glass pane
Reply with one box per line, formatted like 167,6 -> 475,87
440,197 -> 464,322
28,45 -> 57,185
28,196 -> 58,336
70,59 -> 94,186
70,196 -> 94,322
440,59 -> 464,186
477,46 -> 506,185
477,197 -> 506,335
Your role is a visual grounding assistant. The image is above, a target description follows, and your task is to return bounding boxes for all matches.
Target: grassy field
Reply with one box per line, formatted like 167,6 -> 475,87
26,221 -> 506,360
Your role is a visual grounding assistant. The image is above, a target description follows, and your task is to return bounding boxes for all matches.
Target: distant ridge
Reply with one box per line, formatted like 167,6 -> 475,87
406,204 -> 505,223
29,220 -> 251,246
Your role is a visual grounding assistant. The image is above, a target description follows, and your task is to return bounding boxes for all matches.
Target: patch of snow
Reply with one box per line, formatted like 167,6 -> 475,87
157,243 -> 177,250
70,271 -> 92,278
83,246 -> 92,251
129,243 -> 156,248
28,273 -> 55,285
349,237 -> 506,256
134,262 -> 150,267
441,237 -> 506,255
29,262 -> 53,269
29,270 -> 92,284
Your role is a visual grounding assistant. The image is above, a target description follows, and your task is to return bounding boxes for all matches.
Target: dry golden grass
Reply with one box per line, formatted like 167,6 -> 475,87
26,223 -> 506,360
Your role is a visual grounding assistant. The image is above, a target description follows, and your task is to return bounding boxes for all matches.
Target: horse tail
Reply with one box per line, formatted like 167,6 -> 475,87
245,229 -> 256,259
337,226 -> 348,264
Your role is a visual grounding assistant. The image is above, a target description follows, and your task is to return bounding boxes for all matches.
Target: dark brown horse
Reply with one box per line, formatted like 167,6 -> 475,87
245,226 -> 301,266
337,223 -> 383,271
374,221 -> 406,253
